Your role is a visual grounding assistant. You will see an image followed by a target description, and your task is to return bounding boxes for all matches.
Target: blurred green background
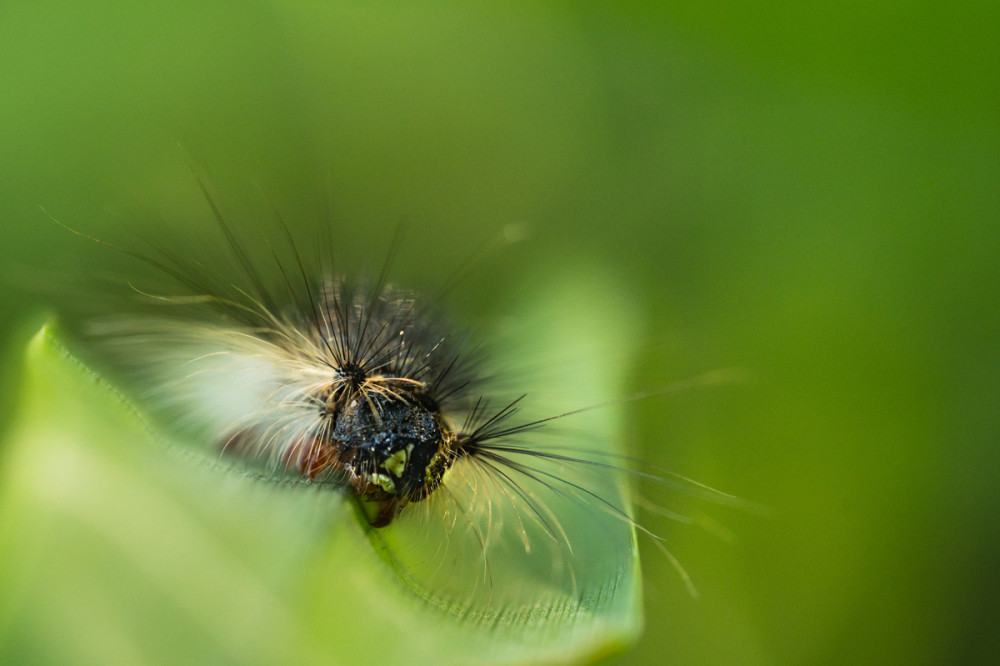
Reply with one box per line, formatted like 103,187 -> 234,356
1,1 -> 998,664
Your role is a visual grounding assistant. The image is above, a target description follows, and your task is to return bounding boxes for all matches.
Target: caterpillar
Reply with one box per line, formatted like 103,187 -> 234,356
50,178 -> 743,608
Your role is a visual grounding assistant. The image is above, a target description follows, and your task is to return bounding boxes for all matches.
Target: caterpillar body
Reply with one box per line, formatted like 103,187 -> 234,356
56,181 -> 741,606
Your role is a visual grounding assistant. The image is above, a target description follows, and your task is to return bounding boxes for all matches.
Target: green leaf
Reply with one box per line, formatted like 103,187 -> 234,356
0,274 -> 640,665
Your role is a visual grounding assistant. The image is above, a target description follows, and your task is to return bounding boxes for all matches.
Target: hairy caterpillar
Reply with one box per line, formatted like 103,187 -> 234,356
51,179 -> 742,607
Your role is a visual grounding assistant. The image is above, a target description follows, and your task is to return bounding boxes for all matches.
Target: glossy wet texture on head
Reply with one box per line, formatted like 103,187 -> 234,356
323,383 -> 456,527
